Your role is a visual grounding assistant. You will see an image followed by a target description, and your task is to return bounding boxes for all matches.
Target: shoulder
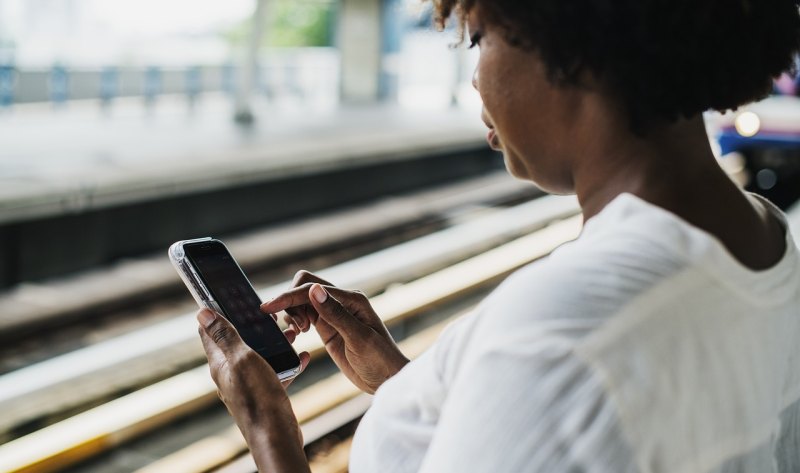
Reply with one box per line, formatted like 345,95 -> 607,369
438,193 -> 702,380
477,208 -> 691,340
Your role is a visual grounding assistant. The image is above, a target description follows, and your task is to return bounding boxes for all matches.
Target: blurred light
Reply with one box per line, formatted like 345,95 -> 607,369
734,111 -> 761,137
718,152 -> 750,188
720,152 -> 746,174
756,168 -> 778,190
774,73 -> 797,96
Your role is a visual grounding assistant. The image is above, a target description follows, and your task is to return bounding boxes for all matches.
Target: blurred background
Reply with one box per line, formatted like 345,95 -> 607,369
0,1 -> 798,472
0,0 -> 488,287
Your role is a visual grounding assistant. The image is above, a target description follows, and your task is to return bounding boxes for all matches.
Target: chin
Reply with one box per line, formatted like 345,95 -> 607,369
502,151 -> 530,181
503,152 -> 573,195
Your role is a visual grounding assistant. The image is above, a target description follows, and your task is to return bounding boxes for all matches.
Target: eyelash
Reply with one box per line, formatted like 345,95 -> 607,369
468,32 -> 482,49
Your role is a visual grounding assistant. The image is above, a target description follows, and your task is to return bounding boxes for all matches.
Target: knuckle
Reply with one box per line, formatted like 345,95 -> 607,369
293,269 -> 312,285
209,324 -> 232,344
332,303 -> 350,321
300,282 -> 314,292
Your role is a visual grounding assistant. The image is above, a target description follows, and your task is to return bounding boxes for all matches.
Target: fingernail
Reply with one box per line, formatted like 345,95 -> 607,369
311,284 -> 328,304
198,310 -> 216,328
290,317 -> 302,331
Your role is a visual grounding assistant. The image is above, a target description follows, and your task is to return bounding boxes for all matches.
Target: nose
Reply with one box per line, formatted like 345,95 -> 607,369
472,68 -> 479,91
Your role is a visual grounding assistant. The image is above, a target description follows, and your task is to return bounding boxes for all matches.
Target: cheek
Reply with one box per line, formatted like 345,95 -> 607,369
474,47 -> 575,193
476,58 -> 514,122
476,53 -> 537,154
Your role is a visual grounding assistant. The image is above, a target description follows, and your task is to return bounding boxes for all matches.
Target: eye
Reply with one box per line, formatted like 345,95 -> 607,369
468,32 -> 483,49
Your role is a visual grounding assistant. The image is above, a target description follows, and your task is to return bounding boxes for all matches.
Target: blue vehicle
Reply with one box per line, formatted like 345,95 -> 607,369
713,93 -> 800,209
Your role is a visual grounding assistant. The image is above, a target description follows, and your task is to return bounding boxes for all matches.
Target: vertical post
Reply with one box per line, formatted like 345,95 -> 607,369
100,66 -> 118,108
50,63 -> 69,106
234,0 -> 268,125
144,66 -> 162,106
222,62 -> 236,96
0,63 -> 13,107
379,0 -> 403,101
338,0 -> 382,103
451,41 -> 466,107
185,65 -> 202,106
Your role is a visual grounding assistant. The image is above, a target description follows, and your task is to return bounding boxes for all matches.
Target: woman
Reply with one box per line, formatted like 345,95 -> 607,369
196,0 -> 800,471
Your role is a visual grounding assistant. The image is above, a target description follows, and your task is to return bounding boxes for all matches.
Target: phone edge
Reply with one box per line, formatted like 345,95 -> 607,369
168,238 -> 302,382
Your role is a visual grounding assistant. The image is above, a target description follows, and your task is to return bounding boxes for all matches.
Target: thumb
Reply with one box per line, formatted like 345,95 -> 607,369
308,284 -> 370,342
197,308 -> 244,355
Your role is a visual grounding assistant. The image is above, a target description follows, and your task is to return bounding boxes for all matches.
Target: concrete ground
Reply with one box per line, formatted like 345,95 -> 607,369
0,94 -> 487,225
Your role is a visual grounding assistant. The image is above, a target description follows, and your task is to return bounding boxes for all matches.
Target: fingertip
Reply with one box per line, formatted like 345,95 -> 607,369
197,308 -> 216,328
260,298 -> 275,310
299,351 -> 311,371
310,283 -> 328,304
287,315 -> 305,332
283,327 -> 297,343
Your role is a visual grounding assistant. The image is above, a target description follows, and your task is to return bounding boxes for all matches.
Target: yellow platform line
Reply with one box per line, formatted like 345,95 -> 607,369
138,309 -> 457,473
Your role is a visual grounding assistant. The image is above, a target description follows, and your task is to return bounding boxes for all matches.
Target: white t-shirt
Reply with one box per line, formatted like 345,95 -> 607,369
349,192 -> 800,473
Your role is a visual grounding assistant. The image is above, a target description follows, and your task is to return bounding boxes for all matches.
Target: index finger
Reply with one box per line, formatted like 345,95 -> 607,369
291,270 -> 334,288
262,284 -> 355,314
261,283 -> 315,313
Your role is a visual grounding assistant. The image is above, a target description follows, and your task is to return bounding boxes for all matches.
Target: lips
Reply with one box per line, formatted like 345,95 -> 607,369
486,128 -> 501,151
481,110 -> 501,151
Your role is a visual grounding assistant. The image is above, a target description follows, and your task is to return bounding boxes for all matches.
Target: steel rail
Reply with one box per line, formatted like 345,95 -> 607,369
0,171 -> 538,339
0,195 -> 579,435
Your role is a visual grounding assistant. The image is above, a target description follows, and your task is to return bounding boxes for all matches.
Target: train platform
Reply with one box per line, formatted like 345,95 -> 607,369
0,96 -> 496,287
0,95 -> 486,225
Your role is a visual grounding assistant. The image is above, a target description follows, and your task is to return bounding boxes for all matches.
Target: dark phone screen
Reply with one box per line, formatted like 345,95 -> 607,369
184,241 -> 299,374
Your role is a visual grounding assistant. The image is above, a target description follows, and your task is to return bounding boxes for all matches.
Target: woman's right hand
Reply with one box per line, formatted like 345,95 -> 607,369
261,271 -> 409,394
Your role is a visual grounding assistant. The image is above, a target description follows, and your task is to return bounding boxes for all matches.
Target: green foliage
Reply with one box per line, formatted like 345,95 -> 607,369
269,0 -> 335,47
223,0 -> 336,49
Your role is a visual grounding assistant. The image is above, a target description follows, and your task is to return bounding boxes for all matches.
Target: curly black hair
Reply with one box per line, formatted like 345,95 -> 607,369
429,0 -> 800,133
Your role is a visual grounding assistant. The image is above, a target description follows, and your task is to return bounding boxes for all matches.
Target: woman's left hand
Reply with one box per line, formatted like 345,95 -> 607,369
196,308 -> 312,472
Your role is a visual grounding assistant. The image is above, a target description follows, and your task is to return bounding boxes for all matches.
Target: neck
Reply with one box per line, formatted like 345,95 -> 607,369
572,115 -> 731,223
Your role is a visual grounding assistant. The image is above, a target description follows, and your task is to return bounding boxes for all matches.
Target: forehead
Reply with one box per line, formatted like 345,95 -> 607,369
464,2 -> 500,28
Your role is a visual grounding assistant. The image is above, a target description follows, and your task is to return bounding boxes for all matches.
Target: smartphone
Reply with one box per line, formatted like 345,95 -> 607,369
169,237 -> 302,381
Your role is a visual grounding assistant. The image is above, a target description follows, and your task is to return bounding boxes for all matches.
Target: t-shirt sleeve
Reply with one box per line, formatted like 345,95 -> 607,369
417,335 -> 638,473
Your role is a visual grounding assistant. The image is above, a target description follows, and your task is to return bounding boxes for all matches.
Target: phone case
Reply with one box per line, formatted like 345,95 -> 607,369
169,237 -> 301,381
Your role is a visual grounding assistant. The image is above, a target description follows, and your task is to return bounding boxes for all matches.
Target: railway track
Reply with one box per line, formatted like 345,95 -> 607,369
0,196 -> 579,439
0,178 -> 582,473
0,171 -> 539,346
0,171 -> 541,375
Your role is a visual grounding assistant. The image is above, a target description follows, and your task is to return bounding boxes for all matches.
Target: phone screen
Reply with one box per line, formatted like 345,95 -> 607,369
183,240 -> 300,374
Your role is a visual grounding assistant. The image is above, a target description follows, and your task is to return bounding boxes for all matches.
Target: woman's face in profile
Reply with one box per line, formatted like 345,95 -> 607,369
467,6 -> 580,195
